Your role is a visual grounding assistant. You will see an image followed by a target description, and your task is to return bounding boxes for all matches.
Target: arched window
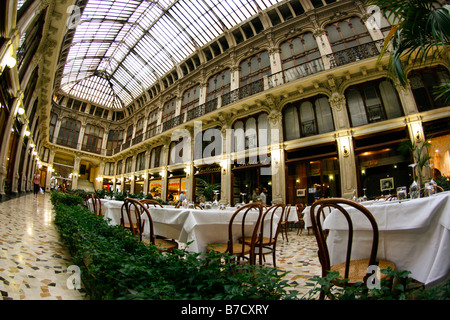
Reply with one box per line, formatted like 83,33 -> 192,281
163,97 -> 177,121
135,151 -> 146,172
280,32 -> 323,81
282,96 -> 334,140
408,67 -> 450,112
345,79 -> 403,127
149,145 -> 163,169
48,112 -> 58,142
57,118 -> 81,148
239,51 -> 271,86
326,17 -> 374,67
181,84 -> 200,113
135,117 -> 145,137
82,124 -> 104,154
232,112 -> 272,152
207,69 -> 231,102
326,17 -> 371,51
107,130 -> 124,153
194,127 -> 222,160
125,124 -> 133,142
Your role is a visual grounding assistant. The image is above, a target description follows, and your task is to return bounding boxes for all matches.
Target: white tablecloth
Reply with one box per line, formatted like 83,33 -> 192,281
321,192 -> 450,285
97,200 -> 281,254
143,206 -> 281,254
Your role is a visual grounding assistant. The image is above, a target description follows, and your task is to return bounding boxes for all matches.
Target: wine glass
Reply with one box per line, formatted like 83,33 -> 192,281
362,188 -> 367,202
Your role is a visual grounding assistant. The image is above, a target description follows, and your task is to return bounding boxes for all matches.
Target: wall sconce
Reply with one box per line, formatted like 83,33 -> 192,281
17,107 -> 25,116
184,166 -> 190,176
220,159 -> 228,174
24,129 -> 30,137
342,145 -> 350,157
159,171 -> 165,178
411,122 -> 423,143
415,130 -> 422,143
272,152 -> 280,165
6,56 -> 16,68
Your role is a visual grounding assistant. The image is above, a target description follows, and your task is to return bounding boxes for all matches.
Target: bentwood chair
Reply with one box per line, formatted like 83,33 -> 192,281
86,193 -> 103,217
242,203 -> 285,267
386,194 -> 398,201
85,193 -> 92,209
296,203 -> 305,235
206,202 -> 263,265
140,199 -> 164,208
91,193 -> 103,216
310,198 -> 396,299
121,198 -> 178,252
280,205 -> 292,241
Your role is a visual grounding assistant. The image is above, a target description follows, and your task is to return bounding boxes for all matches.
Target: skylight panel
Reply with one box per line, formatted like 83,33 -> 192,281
59,0 -> 285,109
113,66 -> 142,97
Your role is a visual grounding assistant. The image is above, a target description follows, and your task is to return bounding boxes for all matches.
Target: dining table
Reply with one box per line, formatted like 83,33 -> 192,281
314,192 -> 450,285
88,199 -> 281,255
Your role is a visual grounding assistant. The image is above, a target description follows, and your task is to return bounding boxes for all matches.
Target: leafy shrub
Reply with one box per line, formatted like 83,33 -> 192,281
95,189 -> 106,199
302,269 -> 450,300
113,191 -> 126,201
51,192 -> 296,300
50,191 -> 85,207
67,189 -> 87,200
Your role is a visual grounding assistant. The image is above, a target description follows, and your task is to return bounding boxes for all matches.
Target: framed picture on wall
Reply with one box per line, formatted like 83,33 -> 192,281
296,188 -> 306,197
380,177 -> 394,191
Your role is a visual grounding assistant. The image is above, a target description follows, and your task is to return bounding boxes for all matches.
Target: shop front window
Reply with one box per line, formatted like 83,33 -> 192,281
355,129 -> 410,199
148,179 -> 162,198
358,146 -> 410,199
286,157 -> 340,205
167,176 -> 187,202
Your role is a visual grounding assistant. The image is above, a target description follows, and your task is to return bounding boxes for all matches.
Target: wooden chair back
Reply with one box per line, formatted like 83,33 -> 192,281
228,202 -> 263,264
121,198 -> 146,241
140,199 -> 163,208
310,198 -> 380,281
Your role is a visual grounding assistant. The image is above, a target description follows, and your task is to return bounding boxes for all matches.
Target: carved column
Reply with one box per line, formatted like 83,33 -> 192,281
72,155 -> 81,190
329,94 -> 350,130
268,110 -> 285,204
336,132 -> 358,199
313,28 -> 333,70
0,98 -> 21,197
394,81 -> 419,116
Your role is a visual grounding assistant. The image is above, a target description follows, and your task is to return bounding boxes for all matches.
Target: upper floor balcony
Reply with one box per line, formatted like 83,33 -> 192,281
52,39 -> 388,157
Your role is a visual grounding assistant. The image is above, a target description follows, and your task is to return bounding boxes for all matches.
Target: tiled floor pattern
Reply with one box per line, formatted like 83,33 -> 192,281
0,193 -> 321,300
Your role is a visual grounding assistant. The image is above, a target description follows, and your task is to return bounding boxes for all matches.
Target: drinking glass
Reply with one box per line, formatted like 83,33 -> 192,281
424,182 -> 436,197
396,186 -> 407,200
409,180 -> 420,199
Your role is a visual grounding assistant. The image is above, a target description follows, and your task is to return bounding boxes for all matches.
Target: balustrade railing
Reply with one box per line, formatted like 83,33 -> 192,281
326,40 -> 384,69
53,40 -> 385,156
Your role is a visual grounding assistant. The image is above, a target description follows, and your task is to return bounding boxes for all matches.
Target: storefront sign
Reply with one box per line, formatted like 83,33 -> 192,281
233,157 -> 271,169
195,165 -> 221,174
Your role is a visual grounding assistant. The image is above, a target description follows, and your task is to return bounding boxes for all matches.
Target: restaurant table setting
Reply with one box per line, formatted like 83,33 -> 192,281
88,198 -> 281,255
309,192 -> 450,285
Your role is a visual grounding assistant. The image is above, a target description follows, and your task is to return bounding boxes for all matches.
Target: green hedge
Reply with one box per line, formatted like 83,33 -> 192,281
51,192 -> 297,300
51,192 -> 450,300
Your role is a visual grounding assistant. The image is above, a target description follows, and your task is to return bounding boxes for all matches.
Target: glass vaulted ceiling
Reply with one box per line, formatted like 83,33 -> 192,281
58,0 -> 285,109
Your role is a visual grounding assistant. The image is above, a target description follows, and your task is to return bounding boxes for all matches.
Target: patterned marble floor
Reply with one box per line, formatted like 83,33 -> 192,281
0,193 -> 321,300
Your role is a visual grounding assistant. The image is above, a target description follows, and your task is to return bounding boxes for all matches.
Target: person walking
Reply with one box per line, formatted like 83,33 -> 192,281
33,170 -> 40,197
